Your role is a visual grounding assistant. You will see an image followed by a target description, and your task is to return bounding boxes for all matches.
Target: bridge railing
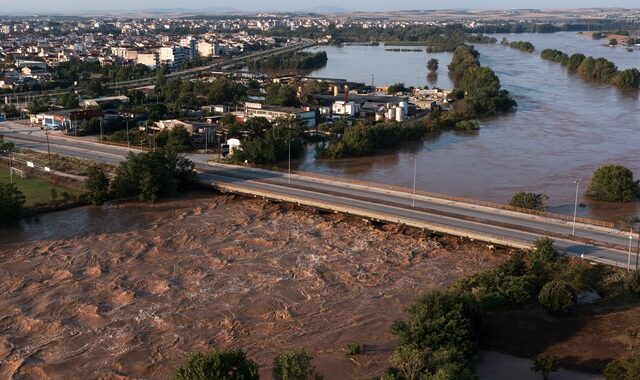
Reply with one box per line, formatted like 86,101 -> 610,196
237,163 -> 616,230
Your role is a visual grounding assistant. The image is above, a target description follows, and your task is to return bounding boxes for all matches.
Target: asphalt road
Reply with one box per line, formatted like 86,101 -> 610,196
3,122 -> 637,268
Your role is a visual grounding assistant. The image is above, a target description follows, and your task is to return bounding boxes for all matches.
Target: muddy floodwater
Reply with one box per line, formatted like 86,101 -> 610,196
298,33 -> 640,222
0,194 -> 508,379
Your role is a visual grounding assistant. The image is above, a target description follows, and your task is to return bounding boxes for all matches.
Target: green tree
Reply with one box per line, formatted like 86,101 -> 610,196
605,350 -> 640,380
587,164 -> 638,203
111,148 -> 196,201
612,69 -> 640,90
528,237 -> 560,284
172,348 -> 259,380
626,271 -> 640,297
0,183 -> 26,224
531,353 -> 560,380
265,83 -> 300,108
610,38 -> 619,46
427,59 -> 439,72
538,280 -> 577,316
509,192 -> 549,211
85,164 -> 110,205
387,83 -> 408,94
272,349 -> 322,380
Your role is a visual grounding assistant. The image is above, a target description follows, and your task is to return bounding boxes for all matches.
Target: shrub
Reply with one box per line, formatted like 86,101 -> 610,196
272,349 -> 322,380
172,348 -> 259,380
509,192 -> 549,211
528,238 -> 560,283
625,271 -> 640,297
0,183 -> 26,224
531,353 -> 560,380
345,343 -> 362,356
604,348 -> 640,380
450,269 -> 535,309
85,164 -> 110,205
587,164 -> 639,203
538,280 -> 577,316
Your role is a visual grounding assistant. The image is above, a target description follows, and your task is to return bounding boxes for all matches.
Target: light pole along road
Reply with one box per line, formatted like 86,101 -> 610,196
2,125 -> 637,269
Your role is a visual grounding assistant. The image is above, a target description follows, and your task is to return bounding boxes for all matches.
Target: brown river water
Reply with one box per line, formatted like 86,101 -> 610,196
297,33 -> 640,222
0,194 -> 508,379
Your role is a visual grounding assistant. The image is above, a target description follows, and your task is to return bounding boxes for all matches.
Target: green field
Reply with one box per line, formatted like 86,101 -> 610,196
0,167 -> 80,206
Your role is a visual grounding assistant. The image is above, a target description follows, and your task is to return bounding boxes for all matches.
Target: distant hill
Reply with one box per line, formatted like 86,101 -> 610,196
298,5 -> 351,14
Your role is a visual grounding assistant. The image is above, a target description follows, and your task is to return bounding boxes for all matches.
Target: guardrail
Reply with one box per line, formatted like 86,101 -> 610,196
208,179 -> 534,250
230,163 -> 616,230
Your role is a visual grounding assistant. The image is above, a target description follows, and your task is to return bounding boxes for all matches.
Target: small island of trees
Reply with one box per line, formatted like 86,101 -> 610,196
248,51 -> 328,70
501,38 -> 536,53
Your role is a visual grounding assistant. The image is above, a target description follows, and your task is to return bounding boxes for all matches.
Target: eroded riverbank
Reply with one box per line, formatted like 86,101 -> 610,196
0,193 -> 510,379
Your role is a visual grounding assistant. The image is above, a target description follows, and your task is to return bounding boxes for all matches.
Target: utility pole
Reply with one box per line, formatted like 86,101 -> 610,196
636,228 -> 640,270
572,179 -> 581,236
8,151 -> 13,184
288,135 -> 291,185
99,118 -> 103,143
629,231 -> 634,271
126,120 -> 130,150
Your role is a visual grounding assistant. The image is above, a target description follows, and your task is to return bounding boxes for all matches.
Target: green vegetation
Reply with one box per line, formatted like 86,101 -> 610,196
541,48 -> 640,90
345,343 -> 362,356
531,353 -> 560,380
538,280 -> 578,316
85,164 -> 109,205
587,164 -> 639,203
248,51 -> 328,70
272,349 -> 322,380
172,348 -> 259,380
0,182 -> 25,224
231,125 -> 304,166
386,291 -> 480,379
315,121 -> 426,159
387,83 -> 409,94
605,345 -> 640,379
265,83 -> 301,107
509,192 -> 549,211
111,148 -> 197,201
426,58 -> 439,72
501,38 -> 536,53
0,167 -> 77,207
154,76 -> 247,113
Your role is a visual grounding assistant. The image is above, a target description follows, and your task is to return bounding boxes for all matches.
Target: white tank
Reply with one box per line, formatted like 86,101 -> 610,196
386,108 -> 395,120
395,107 -> 405,122
333,86 -> 339,97
399,101 -> 409,115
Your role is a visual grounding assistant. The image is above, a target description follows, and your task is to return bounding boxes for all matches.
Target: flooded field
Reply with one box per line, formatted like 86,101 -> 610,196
298,33 -> 640,221
0,194 -> 508,379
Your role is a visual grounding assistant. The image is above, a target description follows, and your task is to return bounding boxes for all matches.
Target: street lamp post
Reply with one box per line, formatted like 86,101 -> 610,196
126,120 -> 130,150
572,179 -> 581,236
410,154 -> 421,208
288,136 -> 291,185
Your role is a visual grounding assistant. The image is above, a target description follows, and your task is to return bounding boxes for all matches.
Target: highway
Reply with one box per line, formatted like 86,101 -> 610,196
2,122 -> 638,269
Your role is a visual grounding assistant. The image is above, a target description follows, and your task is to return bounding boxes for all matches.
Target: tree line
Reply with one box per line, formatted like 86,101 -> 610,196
540,48 -> 640,90
248,51 -> 328,70
501,38 -> 536,53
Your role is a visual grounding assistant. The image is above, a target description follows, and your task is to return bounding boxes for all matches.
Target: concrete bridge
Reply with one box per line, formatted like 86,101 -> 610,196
2,123 -> 638,269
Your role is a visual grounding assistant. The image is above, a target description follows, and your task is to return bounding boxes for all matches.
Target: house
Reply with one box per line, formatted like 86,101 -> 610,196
80,95 -> 130,109
332,100 -> 360,117
244,102 -> 317,128
30,109 -> 103,130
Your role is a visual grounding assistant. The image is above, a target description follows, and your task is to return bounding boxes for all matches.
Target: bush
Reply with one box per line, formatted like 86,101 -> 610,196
531,353 -> 560,380
538,280 -> 577,316
111,148 -> 197,202
626,271 -> 640,297
85,164 -> 109,205
509,192 -> 549,211
587,164 -> 639,203
345,343 -> 361,356
528,238 -> 560,283
172,348 -> 259,380
450,269 -> 535,309
272,349 -> 322,380
0,183 -> 26,224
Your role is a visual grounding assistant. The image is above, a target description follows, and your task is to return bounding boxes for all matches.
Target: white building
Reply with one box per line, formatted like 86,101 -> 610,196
197,41 -> 220,58
332,100 -> 360,117
159,46 -> 188,68
137,52 -> 159,69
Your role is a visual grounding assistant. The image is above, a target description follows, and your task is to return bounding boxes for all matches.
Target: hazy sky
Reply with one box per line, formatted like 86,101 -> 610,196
3,0 -> 640,12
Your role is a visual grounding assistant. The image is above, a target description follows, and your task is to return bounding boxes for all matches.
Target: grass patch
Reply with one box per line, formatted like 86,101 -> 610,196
0,167 -> 80,206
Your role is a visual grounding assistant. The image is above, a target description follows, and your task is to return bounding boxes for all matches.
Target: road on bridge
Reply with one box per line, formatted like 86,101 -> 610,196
2,122 -> 637,269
